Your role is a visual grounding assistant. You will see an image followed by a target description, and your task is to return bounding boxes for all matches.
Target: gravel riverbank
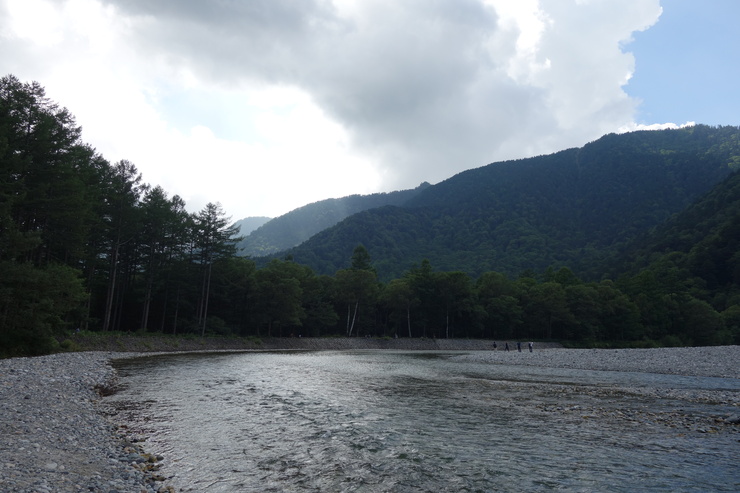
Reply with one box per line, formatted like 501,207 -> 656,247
0,352 -> 165,493
458,345 -> 740,379
457,346 -> 740,438
1,344 -> 738,492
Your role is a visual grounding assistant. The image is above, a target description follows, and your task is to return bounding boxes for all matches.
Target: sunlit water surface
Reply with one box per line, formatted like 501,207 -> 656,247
108,351 -> 739,492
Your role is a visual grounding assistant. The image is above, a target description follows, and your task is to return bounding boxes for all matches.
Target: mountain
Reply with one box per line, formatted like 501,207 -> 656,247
615,167 -> 740,301
232,216 -> 271,237
278,125 -> 740,280
236,183 -> 431,256
602,168 -> 740,345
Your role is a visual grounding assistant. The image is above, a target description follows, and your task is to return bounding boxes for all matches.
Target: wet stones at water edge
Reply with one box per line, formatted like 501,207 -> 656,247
0,352 -> 176,493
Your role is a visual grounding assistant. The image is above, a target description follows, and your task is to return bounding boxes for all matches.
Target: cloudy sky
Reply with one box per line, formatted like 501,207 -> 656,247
1,0 -> 737,220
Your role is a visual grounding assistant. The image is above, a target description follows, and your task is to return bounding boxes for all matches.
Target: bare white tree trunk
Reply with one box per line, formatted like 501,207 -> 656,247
348,301 -> 359,337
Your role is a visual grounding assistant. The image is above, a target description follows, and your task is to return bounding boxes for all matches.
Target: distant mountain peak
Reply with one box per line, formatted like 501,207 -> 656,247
235,185 -> 430,256
231,216 -> 271,237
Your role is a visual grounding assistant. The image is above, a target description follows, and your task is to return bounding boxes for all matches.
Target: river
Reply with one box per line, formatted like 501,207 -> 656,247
106,351 -> 739,492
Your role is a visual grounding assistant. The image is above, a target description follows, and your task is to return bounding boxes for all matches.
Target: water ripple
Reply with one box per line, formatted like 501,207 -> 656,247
107,351 -> 739,492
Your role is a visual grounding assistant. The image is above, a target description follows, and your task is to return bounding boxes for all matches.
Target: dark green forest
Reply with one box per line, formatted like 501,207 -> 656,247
1,75 -> 739,357
282,125 -> 740,280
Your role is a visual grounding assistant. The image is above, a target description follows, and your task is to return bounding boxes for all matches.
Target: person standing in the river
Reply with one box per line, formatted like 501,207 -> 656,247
528,342 -> 533,352
517,342 -> 521,352
504,342 -> 509,351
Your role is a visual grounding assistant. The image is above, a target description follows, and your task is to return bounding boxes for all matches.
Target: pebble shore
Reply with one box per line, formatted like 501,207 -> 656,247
0,344 -> 737,492
460,344 -> 740,379
460,346 -> 740,437
0,352 -> 172,493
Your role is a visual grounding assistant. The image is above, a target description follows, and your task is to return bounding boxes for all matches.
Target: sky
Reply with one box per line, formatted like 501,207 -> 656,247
1,0 -> 738,220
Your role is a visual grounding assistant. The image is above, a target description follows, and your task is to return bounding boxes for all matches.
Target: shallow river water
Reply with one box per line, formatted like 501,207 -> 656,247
107,351 -> 739,492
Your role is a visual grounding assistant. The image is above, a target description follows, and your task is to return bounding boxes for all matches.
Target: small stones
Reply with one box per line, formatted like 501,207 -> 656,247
459,346 -> 740,379
0,352 -> 174,492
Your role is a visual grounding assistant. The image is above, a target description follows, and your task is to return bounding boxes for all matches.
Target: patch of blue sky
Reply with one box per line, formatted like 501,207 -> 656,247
625,0 -> 740,126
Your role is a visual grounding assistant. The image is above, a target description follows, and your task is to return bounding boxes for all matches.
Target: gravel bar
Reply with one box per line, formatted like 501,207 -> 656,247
0,346 -> 737,492
0,352 -> 171,493
458,345 -> 740,379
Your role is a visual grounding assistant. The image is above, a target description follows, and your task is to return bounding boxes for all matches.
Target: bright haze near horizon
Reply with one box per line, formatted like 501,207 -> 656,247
1,0 -> 737,220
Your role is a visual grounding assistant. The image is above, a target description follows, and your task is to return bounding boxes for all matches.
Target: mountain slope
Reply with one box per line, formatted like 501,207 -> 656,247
236,183 -> 430,256
280,125 -> 740,280
615,167 -> 740,297
232,216 -> 271,236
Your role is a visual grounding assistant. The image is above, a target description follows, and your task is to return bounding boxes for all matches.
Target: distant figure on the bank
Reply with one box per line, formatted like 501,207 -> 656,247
517,342 -> 522,352
493,341 -> 497,349
504,342 -> 509,351
528,342 -> 533,352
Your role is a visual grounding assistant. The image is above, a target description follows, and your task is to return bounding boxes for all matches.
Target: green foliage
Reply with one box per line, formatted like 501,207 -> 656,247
59,338 -> 82,352
350,244 -> 374,272
379,277 -> 417,338
720,305 -> 740,344
253,263 -> 301,335
0,261 -> 86,357
335,263 -> 379,337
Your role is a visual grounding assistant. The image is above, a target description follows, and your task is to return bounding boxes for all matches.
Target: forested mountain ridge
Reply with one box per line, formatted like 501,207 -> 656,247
235,182 -> 430,256
280,125 -> 740,280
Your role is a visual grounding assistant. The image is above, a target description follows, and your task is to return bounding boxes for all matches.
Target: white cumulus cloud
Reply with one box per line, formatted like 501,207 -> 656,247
0,0 -> 665,218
